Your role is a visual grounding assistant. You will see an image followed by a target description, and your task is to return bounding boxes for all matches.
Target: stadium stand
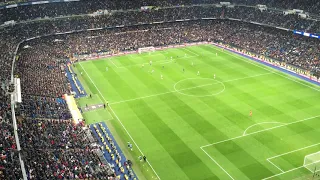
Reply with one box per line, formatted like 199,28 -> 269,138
18,118 -> 114,179
0,1 -> 319,179
0,96 -> 22,179
91,122 -> 137,180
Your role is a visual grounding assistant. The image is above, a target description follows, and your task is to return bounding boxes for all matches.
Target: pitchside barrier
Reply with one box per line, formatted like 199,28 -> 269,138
138,46 -> 155,54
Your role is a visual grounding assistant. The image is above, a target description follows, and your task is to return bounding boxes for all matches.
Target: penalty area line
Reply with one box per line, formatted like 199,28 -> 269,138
201,147 -> 235,180
265,142 -> 320,176
79,62 -> 162,180
201,114 -> 320,149
243,121 -> 286,136
267,159 -> 284,173
201,115 -> 320,179
267,142 -> 320,161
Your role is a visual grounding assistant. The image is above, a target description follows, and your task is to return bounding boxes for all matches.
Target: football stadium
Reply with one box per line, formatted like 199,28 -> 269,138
0,1 -> 320,180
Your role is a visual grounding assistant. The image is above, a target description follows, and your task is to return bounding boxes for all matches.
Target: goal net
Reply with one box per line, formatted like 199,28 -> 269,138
138,47 -> 155,54
304,151 -> 320,173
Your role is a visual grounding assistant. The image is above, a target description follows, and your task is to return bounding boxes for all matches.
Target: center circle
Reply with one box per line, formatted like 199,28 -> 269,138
174,78 -> 225,97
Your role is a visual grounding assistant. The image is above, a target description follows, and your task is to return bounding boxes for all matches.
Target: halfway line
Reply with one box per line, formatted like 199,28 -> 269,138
110,72 -> 273,105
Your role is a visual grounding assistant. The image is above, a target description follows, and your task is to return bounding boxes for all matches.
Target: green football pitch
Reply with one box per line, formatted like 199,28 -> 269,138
74,45 -> 320,180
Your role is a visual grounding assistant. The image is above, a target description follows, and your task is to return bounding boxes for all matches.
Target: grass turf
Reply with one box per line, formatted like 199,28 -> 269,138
74,45 -> 320,180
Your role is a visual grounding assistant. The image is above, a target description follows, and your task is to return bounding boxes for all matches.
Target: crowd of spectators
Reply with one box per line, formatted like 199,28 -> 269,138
1,0 -> 320,15
18,118 -> 114,179
0,1 -> 319,179
310,22 -> 320,35
1,4 -> 319,36
0,96 -> 22,179
0,10 -> 21,177
19,95 -> 71,119
15,19 -> 317,74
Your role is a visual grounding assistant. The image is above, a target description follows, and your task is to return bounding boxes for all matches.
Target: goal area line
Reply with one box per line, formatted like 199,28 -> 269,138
263,159 -> 320,180
266,142 -> 320,175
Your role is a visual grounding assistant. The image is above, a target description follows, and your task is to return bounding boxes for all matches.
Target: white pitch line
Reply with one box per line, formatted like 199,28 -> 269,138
210,45 -> 320,92
262,159 -> 320,180
109,58 -> 173,69
304,150 -> 320,158
223,72 -> 274,82
104,118 -> 114,122
79,62 -> 161,180
200,114 -> 320,149
119,55 -> 199,68
243,122 -> 286,136
109,59 -> 119,68
110,81 -> 221,105
111,91 -> 173,105
82,109 -> 104,114
110,49 -> 199,69
182,47 -> 200,56
267,159 -> 284,173
267,142 -> 320,160
110,72 -> 272,105
262,165 -> 304,180
179,83 -> 216,91
85,49 -> 199,69
201,147 -> 235,180
129,51 -> 168,59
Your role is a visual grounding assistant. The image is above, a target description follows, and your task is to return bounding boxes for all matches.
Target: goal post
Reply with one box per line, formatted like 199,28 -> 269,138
304,151 -> 320,173
138,46 -> 155,54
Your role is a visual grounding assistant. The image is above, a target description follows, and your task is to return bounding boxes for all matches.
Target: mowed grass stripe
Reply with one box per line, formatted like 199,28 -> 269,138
124,99 -> 217,180
105,47 -> 228,179
180,47 -> 249,79
114,48 -> 222,179
197,46 -> 269,75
